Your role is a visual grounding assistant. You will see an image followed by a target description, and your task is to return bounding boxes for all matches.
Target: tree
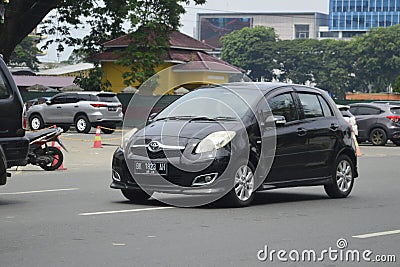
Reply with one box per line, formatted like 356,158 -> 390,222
0,0 -> 206,66
9,36 -> 41,70
221,26 -> 279,81
393,76 -> 400,93
352,25 -> 400,92
74,65 -> 111,91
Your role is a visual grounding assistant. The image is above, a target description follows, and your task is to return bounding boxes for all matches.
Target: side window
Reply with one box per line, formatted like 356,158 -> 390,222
349,107 -> 358,115
65,94 -> 78,103
298,93 -> 323,119
318,95 -> 334,117
268,93 -> 299,122
0,70 -> 11,99
357,107 -> 381,115
78,94 -> 92,101
51,96 -> 66,104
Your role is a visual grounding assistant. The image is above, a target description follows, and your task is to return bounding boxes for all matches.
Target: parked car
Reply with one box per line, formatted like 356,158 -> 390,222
0,56 -> 29,185
111,83 -> 358,207
372,100 -> 400,106
27,91 -> 123,133
337,104 -> 358,136
349,103 -> 400,146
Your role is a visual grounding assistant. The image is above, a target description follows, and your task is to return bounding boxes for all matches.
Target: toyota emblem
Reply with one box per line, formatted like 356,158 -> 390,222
148,141 -> 161,152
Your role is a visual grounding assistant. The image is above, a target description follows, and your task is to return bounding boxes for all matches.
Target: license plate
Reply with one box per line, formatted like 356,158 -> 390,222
108,107 -> 117,111
134,161 -> 167,175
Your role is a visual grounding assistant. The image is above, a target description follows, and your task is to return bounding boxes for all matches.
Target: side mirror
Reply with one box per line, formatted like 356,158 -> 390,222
147,112 -> 158,124
273,115 -> 287,126
46,100 -> 52,105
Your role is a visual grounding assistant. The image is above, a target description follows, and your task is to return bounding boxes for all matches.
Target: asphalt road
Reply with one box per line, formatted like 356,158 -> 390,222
1,132 -> 399,266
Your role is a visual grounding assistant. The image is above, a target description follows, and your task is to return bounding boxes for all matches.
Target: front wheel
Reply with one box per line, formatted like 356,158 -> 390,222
324,154 -> 355,198
121,189 -> 152,203
39,147 -> 63,171
75,115 -> 91,133
221,161 -> 256,207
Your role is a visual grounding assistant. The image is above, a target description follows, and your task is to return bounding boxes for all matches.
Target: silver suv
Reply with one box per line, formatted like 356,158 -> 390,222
27,92 -> 123,134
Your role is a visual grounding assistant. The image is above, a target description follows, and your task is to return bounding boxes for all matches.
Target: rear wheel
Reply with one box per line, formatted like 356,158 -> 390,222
121,189 -> 152,203
39,147 -> 63,171
324,154 -> 355,198
369,128 -> 387,146
29,115 -> 44,131
75,115 -> 91,133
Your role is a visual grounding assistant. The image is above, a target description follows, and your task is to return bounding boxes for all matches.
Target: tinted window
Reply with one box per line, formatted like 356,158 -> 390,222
78,94 -> 92,101
318,95 -> 333,117
391,108 -> 400,115
268,93 -> 299,122
349,107 -> 357,114
356,107 -> 381,115
97,94 -> 119,103
65,94 -> 78,103
51,96 -> 66,104
0,70 -> 11,99
298,93 -> 323,119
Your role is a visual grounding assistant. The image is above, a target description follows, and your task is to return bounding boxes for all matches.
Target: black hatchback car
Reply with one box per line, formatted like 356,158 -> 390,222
349,103 -> 400,146
112,83 -> 358,207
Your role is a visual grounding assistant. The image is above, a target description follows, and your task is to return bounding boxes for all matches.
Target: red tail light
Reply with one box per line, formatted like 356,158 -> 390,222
387,115 -> 400,123
22,105 -> 27,130
90,103 -> 107,108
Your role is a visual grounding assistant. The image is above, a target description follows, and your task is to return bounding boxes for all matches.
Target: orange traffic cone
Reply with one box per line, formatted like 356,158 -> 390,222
93,126 -> 103,148
353,134 -> 362,157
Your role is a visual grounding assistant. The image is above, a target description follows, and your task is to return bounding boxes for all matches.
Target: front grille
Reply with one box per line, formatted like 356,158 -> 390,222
132,148 -> 183,159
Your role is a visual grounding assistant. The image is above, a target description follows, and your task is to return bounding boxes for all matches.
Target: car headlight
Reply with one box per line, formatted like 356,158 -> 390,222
121,128 -> 138,149
195,131 -> 236,154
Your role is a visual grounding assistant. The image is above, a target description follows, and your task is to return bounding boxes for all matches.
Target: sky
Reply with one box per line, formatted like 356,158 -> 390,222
39,0 -> 329,63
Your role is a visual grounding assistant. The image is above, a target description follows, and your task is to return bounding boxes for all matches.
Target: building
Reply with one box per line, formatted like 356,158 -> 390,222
197,12 -> 329,49
329,0 -> 400,38
90,30 -> 244,94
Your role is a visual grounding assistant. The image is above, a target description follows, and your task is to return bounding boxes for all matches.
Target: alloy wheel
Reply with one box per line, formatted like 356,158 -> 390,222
234,165 -> 255,201
76,119 -> 87,132
336,160 -> 353,193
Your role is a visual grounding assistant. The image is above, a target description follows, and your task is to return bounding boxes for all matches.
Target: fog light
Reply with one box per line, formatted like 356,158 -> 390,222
192,173 -> 218,186
112,169 -> 121,182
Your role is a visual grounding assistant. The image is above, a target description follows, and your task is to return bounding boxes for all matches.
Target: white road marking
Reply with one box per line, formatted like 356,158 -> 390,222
353,229 -> 400,239
0,188 -> 79,195
79,206 -> 175,216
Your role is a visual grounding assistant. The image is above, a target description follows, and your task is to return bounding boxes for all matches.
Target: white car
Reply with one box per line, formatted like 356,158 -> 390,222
337,104 -> 358,136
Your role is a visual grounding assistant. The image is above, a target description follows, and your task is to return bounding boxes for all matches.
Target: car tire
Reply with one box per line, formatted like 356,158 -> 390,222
221,161 -> 256,207
39,147 -> 63,171
121,189 -> 152,203
369,128 -> 387,146
61,126 -> 70,133
75,115 -> 91,134
29,114 -> 44,131
324,154 -> 355,198
101,127 -> 115,134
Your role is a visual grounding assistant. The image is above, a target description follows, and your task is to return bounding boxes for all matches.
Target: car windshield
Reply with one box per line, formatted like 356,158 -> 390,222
155,87 -> 261,120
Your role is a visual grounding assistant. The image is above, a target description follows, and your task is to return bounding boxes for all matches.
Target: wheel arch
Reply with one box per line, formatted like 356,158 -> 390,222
74,112 -> 89,122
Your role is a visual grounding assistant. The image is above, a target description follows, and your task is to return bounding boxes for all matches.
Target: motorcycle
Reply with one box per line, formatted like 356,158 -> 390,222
25,127 -> 67,171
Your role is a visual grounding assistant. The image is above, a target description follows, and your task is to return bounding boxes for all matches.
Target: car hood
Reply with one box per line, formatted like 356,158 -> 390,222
133,119 -> 243,141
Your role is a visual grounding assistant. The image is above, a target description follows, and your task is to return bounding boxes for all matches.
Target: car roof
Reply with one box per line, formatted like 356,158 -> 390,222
52,91 -> 116,97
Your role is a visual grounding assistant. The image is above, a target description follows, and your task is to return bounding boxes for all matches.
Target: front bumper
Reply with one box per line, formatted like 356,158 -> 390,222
111,146 -> 232,195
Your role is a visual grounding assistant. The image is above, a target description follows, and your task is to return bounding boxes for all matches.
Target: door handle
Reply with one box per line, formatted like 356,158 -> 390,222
330,123 -> 339,132
296,128 -> 307,136
57,106 -> 62,109
74,106 -> 78,108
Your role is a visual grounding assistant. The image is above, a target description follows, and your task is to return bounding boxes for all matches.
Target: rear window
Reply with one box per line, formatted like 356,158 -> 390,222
391,108 -> 400,115
97,94 -> 119,103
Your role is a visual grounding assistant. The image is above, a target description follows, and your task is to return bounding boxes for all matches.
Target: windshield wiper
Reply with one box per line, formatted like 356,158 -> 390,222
153,116 -> 195,122
212,116 -> 237,121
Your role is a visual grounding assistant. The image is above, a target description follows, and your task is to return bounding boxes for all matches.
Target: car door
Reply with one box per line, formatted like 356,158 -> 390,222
260,88 -> 309,183
62,94 -> 79,124
294,88 -> 340,179
349,106 -> 380,140
44,95 -> 66,124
